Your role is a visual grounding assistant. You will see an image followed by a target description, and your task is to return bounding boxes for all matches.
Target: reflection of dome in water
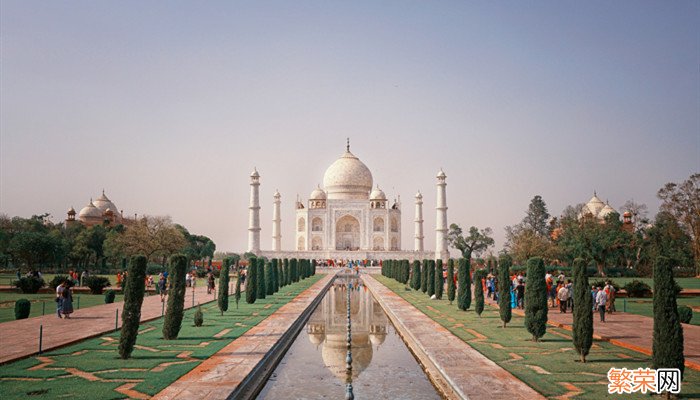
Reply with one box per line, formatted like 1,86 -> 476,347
322,332 -> 373,379
307,322 -> 325,345
369,324 -> 387,346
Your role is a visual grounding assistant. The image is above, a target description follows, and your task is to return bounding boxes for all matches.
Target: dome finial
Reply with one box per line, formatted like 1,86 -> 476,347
346,137 -> 350,152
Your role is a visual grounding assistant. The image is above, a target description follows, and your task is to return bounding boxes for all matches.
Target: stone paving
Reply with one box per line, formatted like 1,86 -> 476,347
484,296 -> 700,371
152,273 -> 335,400
0,284 -> 216,364
363,274 -> 544,400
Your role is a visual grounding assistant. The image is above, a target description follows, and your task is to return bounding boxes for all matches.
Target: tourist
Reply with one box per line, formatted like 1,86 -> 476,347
80,270 -> 88,286
158,274 -> 167,302
60,281 -> 74,319
591,286 -> 598,311
566,279 -> 574,311
596,286 -> 607,322
515,279 -> 525,309
545,271 -> 554,308
605,281 -> 616,314
557,283 -> 569,313
207,272 -> 215,294
186,272 -> 192,287
56,280 -> 67,318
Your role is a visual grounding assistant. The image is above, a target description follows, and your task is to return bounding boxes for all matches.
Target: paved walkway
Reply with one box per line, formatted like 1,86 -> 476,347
484,297 -> 700,371
364,274 -> 543,400
0,284 -> 217,364
153,273 -> 335,400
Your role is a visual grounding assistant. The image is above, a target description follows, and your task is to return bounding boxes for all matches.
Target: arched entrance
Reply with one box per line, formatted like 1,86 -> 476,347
335,215 -> 360,250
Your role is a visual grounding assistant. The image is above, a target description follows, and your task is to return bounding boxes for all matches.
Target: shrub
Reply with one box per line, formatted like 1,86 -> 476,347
420,260 -> 428,293
265,261 -> 274,295
572,258 -> 593,362
194,305 -> 203,327
427,260 -> 435,297
257,258 -> 266,300
652,256 -> 685,378
434,259 -> 444,299
457,258 -> 470,310
14,276 -> 45,294
498,254 -> 512,328
411,260 -> 420,290
678,305 -> 693,324
447,259 -> 456,304
284,258 -> 290,286
525,257 -> 547,342
474,269 -> 485,316
623,280 -> 652,297
234,270 -> 242,309
590,279 -> 619,292
118,255 -> 147,359
218,257 -> 231,315
271,259 -> 279,294
246,257 -> 257,304
14,299 -> 31,320
104,290 -> 116,304
163,254 -> 188,340
49,275 -> 70,290
290,259 -> 298,283
83,276 -> 111,294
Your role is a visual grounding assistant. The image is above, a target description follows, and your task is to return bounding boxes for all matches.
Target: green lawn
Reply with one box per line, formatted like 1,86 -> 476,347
376,276 -> 700,399
619,297 -> 700,326
0,274 -> 322,400
0,292 -> 126,322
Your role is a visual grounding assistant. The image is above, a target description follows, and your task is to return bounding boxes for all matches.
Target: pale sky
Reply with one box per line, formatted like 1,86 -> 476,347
1,1 -> 698,255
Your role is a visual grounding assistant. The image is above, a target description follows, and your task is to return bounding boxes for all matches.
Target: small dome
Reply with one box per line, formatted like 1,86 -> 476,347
322,145 -> 373,200
598,203 -> 617,219
308,332 -> 325,345
78,200 -> 103,219
250,167 -> 260,178
273,189 -> 281,199
67,207 -> 76,215
437,169 -> 446,178
309,185 -> 327,200
623,211 -> 632,217
370,185 -> 386,200
369,332 -> 387,346
415,191 -> 422,199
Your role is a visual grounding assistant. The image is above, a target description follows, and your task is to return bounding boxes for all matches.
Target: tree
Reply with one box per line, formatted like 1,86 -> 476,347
447,224 -> 495,260
7,231 -> 58,271
457,258 -> 470,310
265,261 -> 275,295
291,259 -> 299,283
234,268 -> 242,309
498,254 -> 512,328
644,212 -> 694,271
112,216 -> 187,261
434,259 -> 444,299
256,258 -> 266,299
523,195 -> 551,237
163,254 -> 187,339
218,257 -> 231,315
271,258 -> 279,294
657,174 -> 700,276
572,258 -> 593,362
284,258 -> 290,286
524,257 -> 548,341
246,257 -> 257,304
473,269 -> 485,316
505,225 -> 557,265
118,255 -> 147,359
427,260 -> 435,297
652,256 -> 685,378
411,260 -> 421,290
420,260 -> 428,293
447,259 -> 455,304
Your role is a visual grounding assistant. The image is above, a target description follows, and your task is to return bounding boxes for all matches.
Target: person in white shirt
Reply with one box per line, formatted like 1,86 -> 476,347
595,287 -> 608,322
557,284 -> 570,313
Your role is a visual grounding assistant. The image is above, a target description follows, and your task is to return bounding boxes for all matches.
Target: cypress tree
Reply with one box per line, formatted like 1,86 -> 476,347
421,260 -> 428,293
272,259 -> 279,293
474,269 -> 485,316
457,258 -> 469,310
498,254 -> 513,328
302,259 -> 309,279
292,259 -> 300,283
525,257 -> 548,342
572,258 -> 592,362
234,269 -> 242,309
163,254 -> 188,340
435,259 -> 444,299
246,257 -> 257,304
284,258 -> 290,286
218,257 -> 231,315
411,260 -> 421,290
118,255 -> 147,359
652,256 -> 685,378
312,259 -> 317,275
265,261 -> 274,295
447,259 -> 455,304
427,260 -> 435,297
299,259 -> 305,280
256,258 -> 266,299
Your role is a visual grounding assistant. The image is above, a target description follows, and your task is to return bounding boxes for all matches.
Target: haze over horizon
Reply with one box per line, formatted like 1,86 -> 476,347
1,1 -> 698,256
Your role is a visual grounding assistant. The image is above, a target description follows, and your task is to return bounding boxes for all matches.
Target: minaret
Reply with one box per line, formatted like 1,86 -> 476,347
272,190 -> 281,251
248,168 -> 261,253
414,191 -> 424,252
435,169 -> 448,260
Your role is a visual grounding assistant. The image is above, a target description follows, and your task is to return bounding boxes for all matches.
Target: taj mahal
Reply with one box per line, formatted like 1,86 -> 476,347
249,141 -> 448,261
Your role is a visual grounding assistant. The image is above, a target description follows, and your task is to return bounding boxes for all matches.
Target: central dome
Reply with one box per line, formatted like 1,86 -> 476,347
322,147 -> 373,200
